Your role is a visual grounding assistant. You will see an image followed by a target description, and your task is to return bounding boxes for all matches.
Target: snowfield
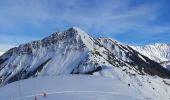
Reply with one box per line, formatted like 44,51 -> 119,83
0,75 -> 144,100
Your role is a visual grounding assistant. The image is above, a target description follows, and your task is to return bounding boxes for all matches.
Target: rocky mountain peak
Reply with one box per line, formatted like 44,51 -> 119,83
4,27 -> 94,56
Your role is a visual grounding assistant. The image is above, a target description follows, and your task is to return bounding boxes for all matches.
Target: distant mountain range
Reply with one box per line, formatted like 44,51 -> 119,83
0,27 -> 170,99
132,43 -> 170,70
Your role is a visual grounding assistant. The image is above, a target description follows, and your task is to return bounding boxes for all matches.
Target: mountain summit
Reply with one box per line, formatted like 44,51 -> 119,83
0,27 -> 170,99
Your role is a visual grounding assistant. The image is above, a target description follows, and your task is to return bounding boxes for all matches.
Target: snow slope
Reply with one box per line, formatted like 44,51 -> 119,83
131,43 -> 170,69
0,52 -> 4,56
0,75 -> 149,100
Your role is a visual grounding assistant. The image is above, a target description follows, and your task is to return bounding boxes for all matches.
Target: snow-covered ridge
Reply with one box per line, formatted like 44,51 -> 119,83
0,27 -> 170,99
6,27 -> 93,55
131,43 -> 170,68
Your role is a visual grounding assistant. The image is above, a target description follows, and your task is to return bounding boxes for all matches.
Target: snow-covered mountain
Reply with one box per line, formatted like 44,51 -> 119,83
0,27 -> 170,99
131,43 -> 170,70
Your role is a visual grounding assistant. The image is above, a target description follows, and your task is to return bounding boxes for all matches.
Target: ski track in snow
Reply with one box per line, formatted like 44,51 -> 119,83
13,91 -> 119,100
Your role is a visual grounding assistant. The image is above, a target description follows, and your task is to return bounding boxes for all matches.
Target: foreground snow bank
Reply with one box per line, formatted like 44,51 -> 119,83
0,75 -> 143,100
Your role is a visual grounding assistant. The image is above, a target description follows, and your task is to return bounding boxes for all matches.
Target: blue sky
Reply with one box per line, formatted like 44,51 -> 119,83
0,0 -> 170,52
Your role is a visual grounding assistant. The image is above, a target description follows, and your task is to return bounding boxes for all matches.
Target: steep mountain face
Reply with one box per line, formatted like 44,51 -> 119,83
0,27 -> 170,99
131,43 -> 170,69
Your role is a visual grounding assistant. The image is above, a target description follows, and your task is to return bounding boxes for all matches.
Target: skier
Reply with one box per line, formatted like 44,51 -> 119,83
34,96 -> 37,100
43,92 -> 47,97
